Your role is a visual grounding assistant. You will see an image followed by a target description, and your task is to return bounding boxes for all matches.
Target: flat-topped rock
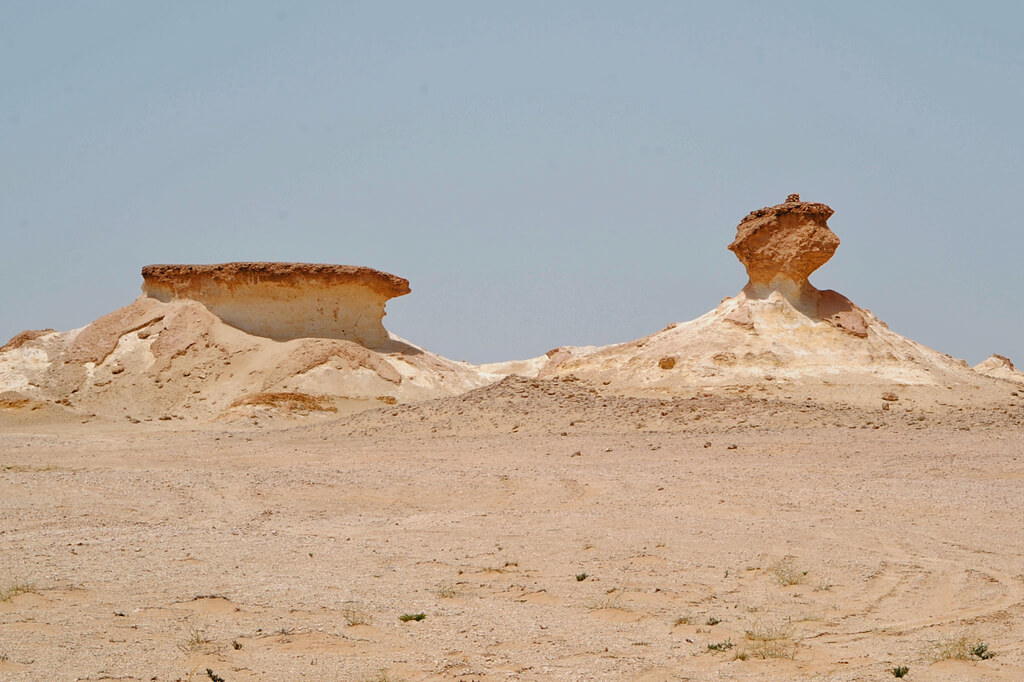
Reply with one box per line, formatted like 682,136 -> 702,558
142,262 -> 410,297
141,262 -> 410,346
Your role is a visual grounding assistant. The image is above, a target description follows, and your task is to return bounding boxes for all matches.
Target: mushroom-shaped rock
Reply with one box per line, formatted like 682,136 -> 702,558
726,195 -> 867,337
729,194 -> 838,290
486,193 -> 995,389
141,262 -> 410,347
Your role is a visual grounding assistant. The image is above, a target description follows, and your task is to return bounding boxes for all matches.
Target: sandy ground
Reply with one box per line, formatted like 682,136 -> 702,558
2,378 -> 1024,681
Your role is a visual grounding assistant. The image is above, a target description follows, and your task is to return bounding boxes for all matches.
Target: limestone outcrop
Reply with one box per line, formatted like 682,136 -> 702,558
973,354 -> 1024,384
141,262 -> 410,347
0,264 -> 487,423
490,194 -> 987,389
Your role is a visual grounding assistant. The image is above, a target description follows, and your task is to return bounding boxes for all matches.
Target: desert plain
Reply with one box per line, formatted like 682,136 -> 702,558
2,196 -> 1024,681
2,377 -> 1023,681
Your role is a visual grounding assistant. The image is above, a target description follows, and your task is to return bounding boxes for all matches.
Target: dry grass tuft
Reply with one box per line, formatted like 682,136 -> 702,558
363,671 -> 405,682
177,624 -> 213,653
768,556 -> 806,586
341,604 -> 371,626
742,618 -> 797,659
587,593 -> 625,611
928,634 -> 995,662
0,582 -> 36,602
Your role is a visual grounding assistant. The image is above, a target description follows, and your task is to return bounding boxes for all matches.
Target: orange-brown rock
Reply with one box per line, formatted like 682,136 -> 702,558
0,329 -> 56,354
141,262 -> 410,298
726,195 -> 869,337
728,194 -> 838,288
141,262 -> 410,347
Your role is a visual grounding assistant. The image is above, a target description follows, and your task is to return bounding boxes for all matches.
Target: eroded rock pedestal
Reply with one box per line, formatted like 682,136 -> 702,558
0,263 -> 487,422
729,193 -> 839,290
496,194 -> 986,388
142,262 -> 410,347
727,194 -> 868,337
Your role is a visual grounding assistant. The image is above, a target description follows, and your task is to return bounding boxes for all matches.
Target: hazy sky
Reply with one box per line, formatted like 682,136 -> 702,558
3,2 -> 1022,365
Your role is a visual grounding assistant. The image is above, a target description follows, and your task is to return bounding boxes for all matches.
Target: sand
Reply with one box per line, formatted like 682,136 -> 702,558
2,378 -> 1023,681
3,204 -> 1022,680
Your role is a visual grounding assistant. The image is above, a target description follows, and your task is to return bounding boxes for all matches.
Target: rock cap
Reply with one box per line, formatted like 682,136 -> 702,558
140,262 -> 410,345
729,195 -> 838,287
141,262 -> 410,299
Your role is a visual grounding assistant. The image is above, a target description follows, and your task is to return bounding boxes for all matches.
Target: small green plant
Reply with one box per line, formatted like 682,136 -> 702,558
0,582 -> 35,602
575,572 -> 588,582
971,642 -> 994,660
707,640 -> 734,652
398,613 -> 426,622
673,615 -> 693,626
891,666 -> 909,678
706,616 -> 721,626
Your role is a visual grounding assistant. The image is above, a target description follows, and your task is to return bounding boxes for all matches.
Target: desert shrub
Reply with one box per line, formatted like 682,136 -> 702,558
398,613 -> 425,622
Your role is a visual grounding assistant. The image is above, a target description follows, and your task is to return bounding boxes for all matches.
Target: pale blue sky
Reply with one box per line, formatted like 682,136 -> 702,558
3,2 -> 1022,365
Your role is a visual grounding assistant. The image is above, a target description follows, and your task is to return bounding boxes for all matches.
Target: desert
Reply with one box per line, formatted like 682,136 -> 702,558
2,196 -> 1023,681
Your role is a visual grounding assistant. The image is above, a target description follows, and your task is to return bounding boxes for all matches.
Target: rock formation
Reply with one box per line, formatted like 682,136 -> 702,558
973,354 -> 1024,384
727,194 -> 869,337
142,262 -> 409,347
491,195 -> 986,388
0,263 -> 488,422
729,193 -> 838,289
